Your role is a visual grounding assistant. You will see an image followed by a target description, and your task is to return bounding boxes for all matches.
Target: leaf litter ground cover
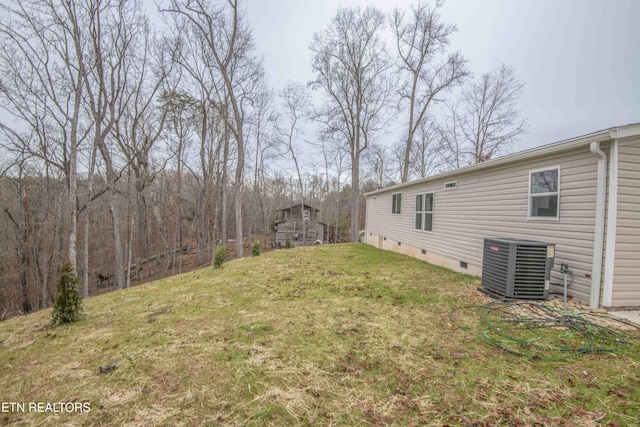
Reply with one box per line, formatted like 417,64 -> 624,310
1,243 -> 639,426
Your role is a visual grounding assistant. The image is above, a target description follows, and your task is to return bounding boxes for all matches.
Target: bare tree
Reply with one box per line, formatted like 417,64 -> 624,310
247,83 -> 279,244
2,158 -> 31,313
162,16 -> 225,263
364,143 -> 394,189
310,6 -> 392,242
405,118 -> 443,178
80,142 -> 99,297
162,0 -> 263,258
312,131 -> 349,243
0,0 -> 89,275
453,64 -> 528,164
392,0 -> 467,182
83,0 -> 151,289
437,99 -> 466,169
112,18 -> 169,282
279,81 -> 311,245
159,87 -> 197,273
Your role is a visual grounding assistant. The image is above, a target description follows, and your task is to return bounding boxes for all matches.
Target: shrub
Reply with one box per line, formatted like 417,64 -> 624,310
285,237 -> 291,249
51,262 -> 83,325
251,240 -> 261,257
213,245 -> 227,268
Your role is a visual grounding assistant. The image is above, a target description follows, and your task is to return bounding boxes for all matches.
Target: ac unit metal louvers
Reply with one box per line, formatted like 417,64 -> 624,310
481,237 -> 555,299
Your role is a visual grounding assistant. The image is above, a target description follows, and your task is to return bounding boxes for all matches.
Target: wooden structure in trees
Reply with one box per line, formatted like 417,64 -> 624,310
274,203 -> 325,247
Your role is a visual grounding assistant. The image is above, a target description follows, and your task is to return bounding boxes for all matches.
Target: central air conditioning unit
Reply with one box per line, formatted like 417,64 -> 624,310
480,237 -> 555,299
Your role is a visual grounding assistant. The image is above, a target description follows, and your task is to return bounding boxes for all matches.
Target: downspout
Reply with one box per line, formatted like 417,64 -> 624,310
602,138 -> 619,307
589,141 -> 607,309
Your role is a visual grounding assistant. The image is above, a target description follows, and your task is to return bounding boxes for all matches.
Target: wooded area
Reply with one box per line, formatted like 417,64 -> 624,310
0,0 -> 526,318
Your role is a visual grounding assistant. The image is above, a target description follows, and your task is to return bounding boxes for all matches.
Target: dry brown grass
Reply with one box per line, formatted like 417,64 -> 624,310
1,243 -> 639,426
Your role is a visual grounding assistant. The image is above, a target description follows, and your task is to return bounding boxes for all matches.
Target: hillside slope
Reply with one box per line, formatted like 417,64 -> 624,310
1,244 -> 639,426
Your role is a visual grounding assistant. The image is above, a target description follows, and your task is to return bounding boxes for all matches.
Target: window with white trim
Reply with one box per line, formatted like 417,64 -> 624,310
415,192 -> 434,232
528,167 -> 560,220
392,193 -> 402,214
415,194 -> 423,229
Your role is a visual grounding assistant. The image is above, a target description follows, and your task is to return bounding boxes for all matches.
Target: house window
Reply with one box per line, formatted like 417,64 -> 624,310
415,195 -> 423,229
392,193 -> 402,214
529,167 -> 560,220
424,193 -> 434,231
415,192 -> 434,232
304,210 -> 310,221
444,181 -> 457,190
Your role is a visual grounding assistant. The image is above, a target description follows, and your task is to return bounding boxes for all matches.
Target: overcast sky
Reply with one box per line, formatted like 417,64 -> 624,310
246,0 -> 640,153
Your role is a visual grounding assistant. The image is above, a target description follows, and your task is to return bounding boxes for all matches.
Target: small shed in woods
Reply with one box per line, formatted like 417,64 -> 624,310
274,203 -> 325,247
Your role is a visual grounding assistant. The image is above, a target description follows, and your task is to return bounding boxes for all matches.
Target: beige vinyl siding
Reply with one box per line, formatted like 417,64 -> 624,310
366,146 -> 601,304
611,140 -> 640,306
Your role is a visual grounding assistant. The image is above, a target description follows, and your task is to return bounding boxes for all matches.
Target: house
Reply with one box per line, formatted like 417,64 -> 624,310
364,124 -> 640,309
274,203 -> 326,247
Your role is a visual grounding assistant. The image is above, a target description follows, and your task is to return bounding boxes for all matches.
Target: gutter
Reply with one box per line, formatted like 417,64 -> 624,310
365,127 -> 614,197
589,141 -> 607,309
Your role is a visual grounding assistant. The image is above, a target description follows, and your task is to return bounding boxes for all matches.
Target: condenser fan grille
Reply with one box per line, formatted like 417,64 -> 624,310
481,238 -> 554,299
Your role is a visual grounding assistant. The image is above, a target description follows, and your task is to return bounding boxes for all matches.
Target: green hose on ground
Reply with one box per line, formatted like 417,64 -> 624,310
450,300 -> 640,360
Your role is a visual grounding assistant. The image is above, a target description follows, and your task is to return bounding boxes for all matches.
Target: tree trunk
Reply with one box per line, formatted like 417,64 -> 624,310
109,182 -> 127,290
220,125 -> 230,246
232,111 -> 245,258
68,135 -> 78,270
175,144 -> 183,273
5,189 -> 32,313
350,149 -> 360,242
82,144 -> 96,298
82,206 -> 90,297
401,80 -> 418,183
234,176 -> 243,257
96,136 -> 126,290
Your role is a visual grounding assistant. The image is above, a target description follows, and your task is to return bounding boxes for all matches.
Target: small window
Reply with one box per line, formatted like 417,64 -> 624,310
415,192 -> 434,232
529,167 -> 560,220
424,193 -> 434,232
444,181 -> 457,189
392,193 -> 402,214
304,210 -> 310,221
415,194 -> 423,229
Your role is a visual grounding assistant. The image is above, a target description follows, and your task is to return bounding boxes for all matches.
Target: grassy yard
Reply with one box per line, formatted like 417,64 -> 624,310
1,243 -> 639,426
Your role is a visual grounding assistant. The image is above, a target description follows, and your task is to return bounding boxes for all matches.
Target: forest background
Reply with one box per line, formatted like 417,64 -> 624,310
0,0 -> 638,317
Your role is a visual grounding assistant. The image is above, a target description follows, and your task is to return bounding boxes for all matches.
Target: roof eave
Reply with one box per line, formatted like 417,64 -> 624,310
365,124 -> 640,197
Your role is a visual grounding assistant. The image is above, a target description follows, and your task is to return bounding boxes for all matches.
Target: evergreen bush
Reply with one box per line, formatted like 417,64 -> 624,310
51,262 -> 83,325
213,245 -> 227,268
